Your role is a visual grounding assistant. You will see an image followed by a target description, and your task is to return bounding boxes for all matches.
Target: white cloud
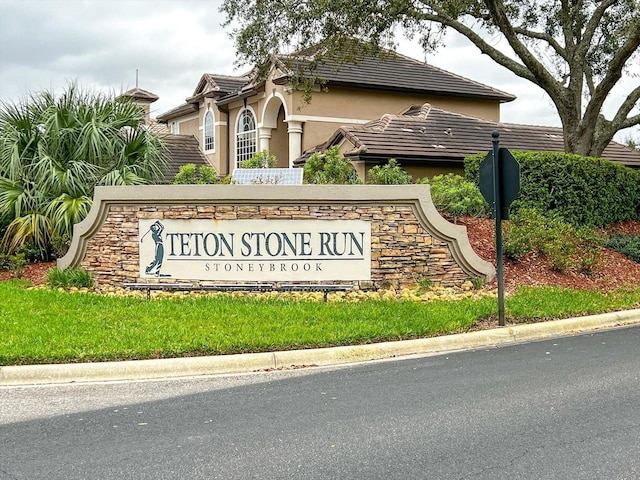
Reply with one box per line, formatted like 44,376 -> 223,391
1,0 -> 637,142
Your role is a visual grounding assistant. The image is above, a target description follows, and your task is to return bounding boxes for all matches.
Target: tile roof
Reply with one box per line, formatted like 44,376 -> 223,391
156,102 -> 198,122
276,52 -> 516,103
147,120 -> 170,135
310,104 -> 640,168
157,74 -> 252,120
158,48 -> 516,120
192,73 -> 251,98
120,87 -> 159,103
159,134 -> 210,183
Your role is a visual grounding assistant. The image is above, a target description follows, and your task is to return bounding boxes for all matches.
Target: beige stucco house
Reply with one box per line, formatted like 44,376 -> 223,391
156,51 -> 516,176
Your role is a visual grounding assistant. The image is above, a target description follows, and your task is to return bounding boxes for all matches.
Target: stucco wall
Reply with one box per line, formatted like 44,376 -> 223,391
176,116 -> 200,139
192,75 -> 502,173
59,185 -> 495,290
291,87 -> 501,123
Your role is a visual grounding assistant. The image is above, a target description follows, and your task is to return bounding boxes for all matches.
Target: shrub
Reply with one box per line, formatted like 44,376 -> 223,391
46,267 -> 94,289
240,150 -> 277,169
198,165 -> 219,184
471,277 -> 484,289
503,208 -> 604,273
303,146 -> 361,184
367,159 -> 412,184
606,233 -> 640,263
0,252 -> 27,278
50,232 -> 71,258
464,151 -> 640,226
415,275 -> 433,292
418,174 -> 488,220
502,208 -> 560,260
173,164 -> 219,184
576,226 -> 607,274
0,243 -> 40,277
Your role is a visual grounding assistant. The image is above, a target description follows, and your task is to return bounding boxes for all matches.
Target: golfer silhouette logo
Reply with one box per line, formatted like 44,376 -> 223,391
141,221 -> 170,277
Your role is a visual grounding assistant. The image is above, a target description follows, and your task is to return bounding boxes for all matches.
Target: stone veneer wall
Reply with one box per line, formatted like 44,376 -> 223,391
60,184 -> 495,290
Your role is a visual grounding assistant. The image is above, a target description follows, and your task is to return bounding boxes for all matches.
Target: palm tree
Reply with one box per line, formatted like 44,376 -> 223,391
0,83 -> 167,258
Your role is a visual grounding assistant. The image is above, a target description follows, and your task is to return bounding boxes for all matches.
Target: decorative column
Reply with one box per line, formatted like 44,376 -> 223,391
258,127 -> 272,153
286,120 -> 304,168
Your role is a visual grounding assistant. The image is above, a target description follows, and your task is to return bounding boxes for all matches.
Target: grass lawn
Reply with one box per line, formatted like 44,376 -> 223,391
1,281 -> 639,366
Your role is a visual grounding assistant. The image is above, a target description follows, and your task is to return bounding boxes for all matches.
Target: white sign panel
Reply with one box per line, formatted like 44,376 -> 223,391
138,219 -> 371,281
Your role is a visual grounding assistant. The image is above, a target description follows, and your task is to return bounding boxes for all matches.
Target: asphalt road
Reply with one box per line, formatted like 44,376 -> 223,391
2,325 -> 639,479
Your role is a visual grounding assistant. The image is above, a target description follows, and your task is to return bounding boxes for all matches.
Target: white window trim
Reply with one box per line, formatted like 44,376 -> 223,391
203,109 -> 215,153
235,106 -> 257,167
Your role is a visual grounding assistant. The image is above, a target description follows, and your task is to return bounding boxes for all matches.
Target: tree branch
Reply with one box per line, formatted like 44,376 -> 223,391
576,0 -> 618,58
610,85 -> 640,129
620,113 -> 640,130
512,26 -> 567,60
559,0 -> 575,56
584,20 -> 640,124
416,4 -> 536,82
482,0 -> 566,103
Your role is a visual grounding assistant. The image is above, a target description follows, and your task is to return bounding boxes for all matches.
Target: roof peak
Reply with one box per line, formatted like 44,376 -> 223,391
120,87 -> 159,103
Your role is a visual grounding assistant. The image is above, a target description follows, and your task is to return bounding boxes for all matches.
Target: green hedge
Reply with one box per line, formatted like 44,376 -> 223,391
464,151 -> 640,227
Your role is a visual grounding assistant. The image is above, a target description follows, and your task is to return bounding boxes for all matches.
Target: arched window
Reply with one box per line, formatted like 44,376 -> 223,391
204,110 -> 214,151
236,108 -> 256,166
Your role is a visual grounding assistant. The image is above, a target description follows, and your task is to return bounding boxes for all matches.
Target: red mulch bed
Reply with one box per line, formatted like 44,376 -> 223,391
0,260 -> 54,285
2,218 -> 640,292
458,217 -> 640,293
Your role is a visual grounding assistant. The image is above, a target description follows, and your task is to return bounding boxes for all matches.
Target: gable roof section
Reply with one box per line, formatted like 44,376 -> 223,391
315,104 -> 640,168
190,73 -> 251,99
157,74 -> 252,121
274,52 -> 516,103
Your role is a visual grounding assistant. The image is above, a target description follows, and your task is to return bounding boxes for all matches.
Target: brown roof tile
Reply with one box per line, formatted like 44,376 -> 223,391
159,134 -> 210,183
192,73 -> 251,97
278,51 -> 516,103
120,87 -> 159,103
327,104 -> 640,168
156,102 -> 198,122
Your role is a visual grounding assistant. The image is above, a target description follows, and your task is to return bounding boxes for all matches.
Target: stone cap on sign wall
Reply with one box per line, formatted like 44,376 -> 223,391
58,184 -> 495,282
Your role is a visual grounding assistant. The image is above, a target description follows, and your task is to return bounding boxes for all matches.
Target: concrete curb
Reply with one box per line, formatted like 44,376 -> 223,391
2,309 -> 639,386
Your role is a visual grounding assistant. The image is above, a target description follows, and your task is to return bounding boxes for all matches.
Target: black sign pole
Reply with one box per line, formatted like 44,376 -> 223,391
491,131 -> 506,327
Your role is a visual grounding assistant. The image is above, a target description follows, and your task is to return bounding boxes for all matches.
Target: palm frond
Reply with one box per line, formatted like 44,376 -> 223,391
45,193 -> 92,238
1,213 -> 51,255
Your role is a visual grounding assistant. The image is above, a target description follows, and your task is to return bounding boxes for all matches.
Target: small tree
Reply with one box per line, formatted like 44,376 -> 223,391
303,146 -> 361,184
240,150 -> 277,168
173,164 -> 219,184
367,159 -> 412,184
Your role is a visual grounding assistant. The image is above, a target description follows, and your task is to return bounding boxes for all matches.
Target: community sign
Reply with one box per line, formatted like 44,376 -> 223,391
138,219 -> 371,281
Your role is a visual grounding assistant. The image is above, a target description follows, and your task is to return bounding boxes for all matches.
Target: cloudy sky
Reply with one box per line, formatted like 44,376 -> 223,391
1,0 -> 637,141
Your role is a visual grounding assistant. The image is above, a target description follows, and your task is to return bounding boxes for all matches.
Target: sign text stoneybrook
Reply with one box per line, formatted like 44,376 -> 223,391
138,219 -> 371,281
